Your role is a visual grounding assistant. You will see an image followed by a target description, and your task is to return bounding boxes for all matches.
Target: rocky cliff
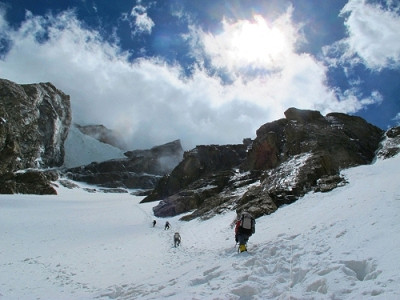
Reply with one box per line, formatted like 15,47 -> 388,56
146,108 -> 385,220
0,79 -> 71,194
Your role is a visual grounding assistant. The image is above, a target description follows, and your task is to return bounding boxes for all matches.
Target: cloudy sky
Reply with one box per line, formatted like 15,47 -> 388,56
0,0 -> 399,150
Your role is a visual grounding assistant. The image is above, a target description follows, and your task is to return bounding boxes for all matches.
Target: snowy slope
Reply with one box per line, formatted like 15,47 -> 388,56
0,154 -> 399,299
63,125 -> 126,168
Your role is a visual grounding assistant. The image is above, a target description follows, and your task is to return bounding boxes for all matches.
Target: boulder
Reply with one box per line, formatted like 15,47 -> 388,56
0,170 -> 58,194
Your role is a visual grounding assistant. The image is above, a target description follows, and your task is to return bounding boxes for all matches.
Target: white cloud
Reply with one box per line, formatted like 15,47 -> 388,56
196,7 -> 300,75
326,0 -> 400,70
123,3 -> 155,36
188,9 -> 382,114
334,88 -> 383,113
0,8 -> 381,150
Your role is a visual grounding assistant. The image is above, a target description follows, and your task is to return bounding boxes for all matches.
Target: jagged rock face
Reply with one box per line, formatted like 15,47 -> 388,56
152,170 -> 236,219
149,108 -> 384,220
0,78 -> 71,173
377,126 -> 400,159
245,107 -> 383,172
76,124 -> 127,150
65,140 -> 184,189
142,144 -> 248,203
237,108 -> 383,213
0,79 -> 70,194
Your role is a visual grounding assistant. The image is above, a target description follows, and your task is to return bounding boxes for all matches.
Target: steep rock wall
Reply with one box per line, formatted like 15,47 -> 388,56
0,78 -> 71,194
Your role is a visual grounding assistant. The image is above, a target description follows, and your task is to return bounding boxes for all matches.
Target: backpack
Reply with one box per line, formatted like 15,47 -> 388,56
240,212 -> 255,235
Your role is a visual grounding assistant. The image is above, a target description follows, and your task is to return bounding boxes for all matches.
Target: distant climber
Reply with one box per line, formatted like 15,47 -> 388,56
173,232 -> 181,247
152,220 -> 156,227
235,212 -> 255,252
164,221 -> 170,230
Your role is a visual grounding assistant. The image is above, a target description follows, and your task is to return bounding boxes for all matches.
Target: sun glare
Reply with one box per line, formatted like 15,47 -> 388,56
229,15 -> 287,66
202,14 -> 292,72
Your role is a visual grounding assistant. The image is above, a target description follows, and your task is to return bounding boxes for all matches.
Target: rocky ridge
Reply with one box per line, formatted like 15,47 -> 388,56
146,108 -> 386,220
1,78 -> 399,223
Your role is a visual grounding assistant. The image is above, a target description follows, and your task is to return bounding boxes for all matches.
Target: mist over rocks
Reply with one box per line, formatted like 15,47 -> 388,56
63,124 -> 127,169
149,108 -> 385,220
0,78 -> 71,194
75,124 -> 127,150
64,139 -> 184,190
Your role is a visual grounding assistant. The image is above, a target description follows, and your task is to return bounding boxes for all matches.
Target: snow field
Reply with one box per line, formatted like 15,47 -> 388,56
0,154 -> 399,299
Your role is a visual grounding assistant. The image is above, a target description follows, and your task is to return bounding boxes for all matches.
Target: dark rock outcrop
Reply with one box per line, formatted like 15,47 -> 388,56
142,144 -> 248,203
0,79 -> 71,194
65,139 -> 184,189
147,144 -> 253,219
0,170 -> 59,195
149,108 -> 384,220
245,108 -> 382,171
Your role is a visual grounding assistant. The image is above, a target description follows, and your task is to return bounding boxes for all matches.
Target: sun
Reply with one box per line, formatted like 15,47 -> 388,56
229,15 -> 287,65
202,14 -> 291,71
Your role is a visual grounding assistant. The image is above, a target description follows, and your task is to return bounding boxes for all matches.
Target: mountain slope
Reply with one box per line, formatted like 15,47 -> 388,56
0,153 -> 399,299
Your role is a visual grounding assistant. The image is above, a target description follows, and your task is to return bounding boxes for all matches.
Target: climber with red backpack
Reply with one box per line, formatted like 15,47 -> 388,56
235,212 -> 255,253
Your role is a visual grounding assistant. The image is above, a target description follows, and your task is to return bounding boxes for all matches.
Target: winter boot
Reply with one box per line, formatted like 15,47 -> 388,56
239,244 -> 247,253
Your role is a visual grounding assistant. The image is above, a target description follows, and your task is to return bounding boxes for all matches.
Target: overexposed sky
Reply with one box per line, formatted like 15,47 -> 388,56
0,0 -> 399,149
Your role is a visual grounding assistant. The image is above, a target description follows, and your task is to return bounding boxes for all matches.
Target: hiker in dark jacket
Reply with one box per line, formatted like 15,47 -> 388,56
235,212 -> 255,252
174,232 -> 181,247
164,221 -> 170,230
